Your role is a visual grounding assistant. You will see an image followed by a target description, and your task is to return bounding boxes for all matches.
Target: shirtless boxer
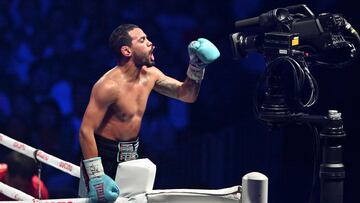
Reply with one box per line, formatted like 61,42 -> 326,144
79,24 -> 220,202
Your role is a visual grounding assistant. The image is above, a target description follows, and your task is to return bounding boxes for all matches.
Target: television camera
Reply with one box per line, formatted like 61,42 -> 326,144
230,4 -> 359,203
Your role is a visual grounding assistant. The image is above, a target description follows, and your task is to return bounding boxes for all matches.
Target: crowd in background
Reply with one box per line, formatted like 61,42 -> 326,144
0,0 -> 242,198
0,0 -> 359,202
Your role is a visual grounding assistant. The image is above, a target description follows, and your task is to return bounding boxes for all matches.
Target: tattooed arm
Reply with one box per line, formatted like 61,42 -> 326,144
151,67 -> 201,103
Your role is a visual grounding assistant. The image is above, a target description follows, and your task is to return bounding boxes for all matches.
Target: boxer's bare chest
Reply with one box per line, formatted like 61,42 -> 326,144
108,73 -> 155,122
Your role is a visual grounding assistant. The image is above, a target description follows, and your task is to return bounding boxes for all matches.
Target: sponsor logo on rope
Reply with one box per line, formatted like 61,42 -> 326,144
32,200 -> 73,203
59,161 -> 73,172
37,151 -> 49,161
12,141 -> 26,151
14,194 -> 22,200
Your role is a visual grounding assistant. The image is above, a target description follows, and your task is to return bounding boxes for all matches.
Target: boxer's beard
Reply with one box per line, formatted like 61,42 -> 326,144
133,51 -> 155,67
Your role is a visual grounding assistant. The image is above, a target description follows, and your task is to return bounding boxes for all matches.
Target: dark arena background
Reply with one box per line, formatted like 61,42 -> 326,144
0,0 -> 359,202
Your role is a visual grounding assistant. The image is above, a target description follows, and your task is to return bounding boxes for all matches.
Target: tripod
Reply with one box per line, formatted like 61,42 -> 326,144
258,93 -> 346,203
256,54 -> 345,202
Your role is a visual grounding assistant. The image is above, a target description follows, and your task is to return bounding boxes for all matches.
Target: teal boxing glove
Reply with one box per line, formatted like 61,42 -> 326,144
187,38 -> 220,81
83,157 -> 119,202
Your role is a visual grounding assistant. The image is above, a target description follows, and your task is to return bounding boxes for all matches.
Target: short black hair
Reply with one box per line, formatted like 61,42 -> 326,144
109,24 -> 139,61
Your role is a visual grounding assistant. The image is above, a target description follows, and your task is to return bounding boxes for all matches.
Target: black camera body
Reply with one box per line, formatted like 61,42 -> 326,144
230,4 -> 356,63
230,5 -> 359,125
230,6 -> 356,203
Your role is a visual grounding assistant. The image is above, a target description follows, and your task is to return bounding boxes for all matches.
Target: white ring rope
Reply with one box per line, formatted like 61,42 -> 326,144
0,133 -> 131,202
0,132 -> 247,203
0,197 -> 129,203
0,182 -> 34,200
0,178 -> 129,202
1,196 -> 130,203
5,199 -> 90,203
9,199 -> 90,203
0,133 -> 80,178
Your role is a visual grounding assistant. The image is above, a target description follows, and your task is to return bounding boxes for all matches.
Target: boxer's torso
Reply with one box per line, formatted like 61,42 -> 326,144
95,66 -> 157,141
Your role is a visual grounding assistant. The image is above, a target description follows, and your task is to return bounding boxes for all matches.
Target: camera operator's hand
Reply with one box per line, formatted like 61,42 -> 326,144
187,38 -> 220,81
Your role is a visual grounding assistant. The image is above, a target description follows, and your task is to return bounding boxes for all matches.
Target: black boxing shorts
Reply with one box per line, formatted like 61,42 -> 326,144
94,134 -> 139,179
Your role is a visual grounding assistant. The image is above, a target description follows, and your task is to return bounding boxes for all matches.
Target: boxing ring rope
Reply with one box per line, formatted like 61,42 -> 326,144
3,199 -> 89,203
0,133 -> 80,178
0,182 -> 34,200
2,197 -> 131,203
4,199 -> 89,203
0,132 -> 266,203
0,132 -> 110,202
0,179 -> 129,202
1,197 -> 131,203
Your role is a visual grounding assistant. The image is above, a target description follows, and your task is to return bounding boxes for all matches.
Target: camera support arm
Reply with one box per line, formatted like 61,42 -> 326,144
293,111 -> 346,203
266,111 -> 346,203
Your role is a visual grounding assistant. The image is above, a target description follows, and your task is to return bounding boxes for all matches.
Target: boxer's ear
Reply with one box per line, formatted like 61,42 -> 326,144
121,46 -> 132,57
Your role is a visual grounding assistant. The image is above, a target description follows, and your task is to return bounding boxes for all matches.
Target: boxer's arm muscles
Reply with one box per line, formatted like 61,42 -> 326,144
79,81 -> 117,159
153,68 -> 201,103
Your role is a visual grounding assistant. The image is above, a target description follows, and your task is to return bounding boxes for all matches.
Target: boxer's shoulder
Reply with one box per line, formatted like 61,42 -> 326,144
92,78 -> 119,103
94,78 -> 118,92
142,65 -> 160,73
142,66 -> 165,79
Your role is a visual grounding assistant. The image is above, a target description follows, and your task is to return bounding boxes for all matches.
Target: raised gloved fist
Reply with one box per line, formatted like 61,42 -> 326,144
187,38 -> 220,81
83,157 -> 119,202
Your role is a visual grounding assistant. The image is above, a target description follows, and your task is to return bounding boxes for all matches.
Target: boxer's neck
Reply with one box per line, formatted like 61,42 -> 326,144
116,63 -> 140,82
